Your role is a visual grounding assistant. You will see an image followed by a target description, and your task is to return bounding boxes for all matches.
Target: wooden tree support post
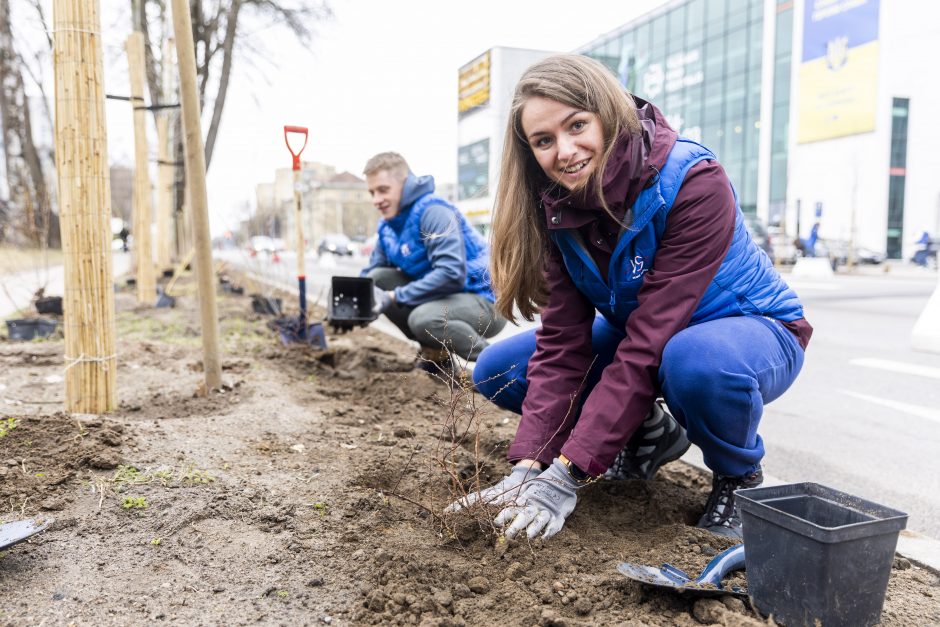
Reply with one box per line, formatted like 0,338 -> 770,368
52,0 -> 117,412
155,113 -> 173,269
155,37 -> 175,270
125,32 -> 156,305
170,0 -> 222,391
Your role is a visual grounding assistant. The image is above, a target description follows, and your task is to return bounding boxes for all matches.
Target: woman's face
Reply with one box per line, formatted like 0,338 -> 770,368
520,96 -> 604,192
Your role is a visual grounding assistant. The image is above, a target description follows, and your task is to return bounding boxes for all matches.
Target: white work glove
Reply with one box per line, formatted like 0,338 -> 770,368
372,286 -> 393,316
444,464 -> 541,513
494,458 -> 582,540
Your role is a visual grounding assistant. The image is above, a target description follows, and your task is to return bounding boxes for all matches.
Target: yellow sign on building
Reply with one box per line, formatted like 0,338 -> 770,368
458,51 -> 491,115
797,0 -> 880,144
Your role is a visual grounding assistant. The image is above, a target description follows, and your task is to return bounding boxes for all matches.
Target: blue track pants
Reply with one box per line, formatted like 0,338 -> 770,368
473,315 -> 805,477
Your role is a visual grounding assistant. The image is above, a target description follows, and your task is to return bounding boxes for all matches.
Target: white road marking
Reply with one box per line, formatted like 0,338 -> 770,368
850,358 -> 940,380
838,389 -> 940,425
787,280 -> 842,291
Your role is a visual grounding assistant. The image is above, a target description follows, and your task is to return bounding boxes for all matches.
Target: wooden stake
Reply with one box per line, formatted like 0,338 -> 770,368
155,37 -> 175,269
170,0 -> 222,391
125,32 -> 156,305
52,0 -> 117,412
155,113 -> 173,269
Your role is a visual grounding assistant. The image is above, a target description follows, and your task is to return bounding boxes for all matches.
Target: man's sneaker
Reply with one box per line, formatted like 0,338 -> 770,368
697,467 -> 764,540
604,402 -> 691,481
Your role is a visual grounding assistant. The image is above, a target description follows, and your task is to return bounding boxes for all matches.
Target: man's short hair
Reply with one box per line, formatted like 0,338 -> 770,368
363,152 -> 409,181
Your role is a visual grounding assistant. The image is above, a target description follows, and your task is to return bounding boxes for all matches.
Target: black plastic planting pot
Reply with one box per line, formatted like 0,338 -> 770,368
35,296 -> 63,316
327,276 -> 376,331
737,482 -> 907,627
250,294 -> 282,316
6,318 -> 57,341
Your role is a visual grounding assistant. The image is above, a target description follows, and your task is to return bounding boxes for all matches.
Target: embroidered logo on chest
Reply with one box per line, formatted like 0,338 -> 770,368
400,243 -> 411,256
630,255 -> 648,280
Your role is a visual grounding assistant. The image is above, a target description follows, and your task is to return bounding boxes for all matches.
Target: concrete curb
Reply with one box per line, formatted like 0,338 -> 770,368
680,448 -> 940,574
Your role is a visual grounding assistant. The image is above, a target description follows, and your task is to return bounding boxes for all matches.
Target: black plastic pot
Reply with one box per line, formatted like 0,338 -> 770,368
327,276 -> 376,331
6,318 -> 57,341
737,482 -> 907,627
250,294 -> 282,316
35,296 -> 63,316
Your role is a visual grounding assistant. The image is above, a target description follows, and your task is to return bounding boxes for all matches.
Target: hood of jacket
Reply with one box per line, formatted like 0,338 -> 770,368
384,173 -> 436,232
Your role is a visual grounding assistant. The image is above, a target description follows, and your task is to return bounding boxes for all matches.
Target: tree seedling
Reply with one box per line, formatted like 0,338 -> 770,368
121,496 -> 147,510
0,417 -> 17,438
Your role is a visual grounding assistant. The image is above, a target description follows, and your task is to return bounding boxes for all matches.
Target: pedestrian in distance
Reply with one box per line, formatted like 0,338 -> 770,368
360,152 -> 506,376
450,54 -> 813,542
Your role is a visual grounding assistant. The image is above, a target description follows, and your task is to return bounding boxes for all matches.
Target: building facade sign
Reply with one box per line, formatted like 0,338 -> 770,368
458,138 -> 490,201
797,0 -> 880,143
458,51 -> 491,116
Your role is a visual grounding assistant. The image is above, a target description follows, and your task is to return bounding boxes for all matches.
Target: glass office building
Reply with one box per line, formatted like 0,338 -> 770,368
578,0 -> 770,214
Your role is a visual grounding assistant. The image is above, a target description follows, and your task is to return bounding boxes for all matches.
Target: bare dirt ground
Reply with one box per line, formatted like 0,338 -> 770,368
1,273 -> 938,626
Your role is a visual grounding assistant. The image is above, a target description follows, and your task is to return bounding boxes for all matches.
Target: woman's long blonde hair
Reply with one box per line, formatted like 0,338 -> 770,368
490,54 -> 641,321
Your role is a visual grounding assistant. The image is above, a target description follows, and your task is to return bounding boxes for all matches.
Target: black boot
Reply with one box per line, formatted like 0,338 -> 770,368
604,402 -> 691,481
697,466 -> 764,540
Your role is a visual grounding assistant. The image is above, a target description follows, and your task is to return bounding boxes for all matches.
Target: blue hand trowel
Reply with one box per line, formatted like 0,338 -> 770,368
617,543 -> 747,597
0,518 -> 54,551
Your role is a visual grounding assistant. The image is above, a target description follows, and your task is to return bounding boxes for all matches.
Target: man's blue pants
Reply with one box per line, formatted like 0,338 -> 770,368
472,315 -> 805,477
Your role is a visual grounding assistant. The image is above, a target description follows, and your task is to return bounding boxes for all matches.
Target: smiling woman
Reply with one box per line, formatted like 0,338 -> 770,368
456,54 -> 814,544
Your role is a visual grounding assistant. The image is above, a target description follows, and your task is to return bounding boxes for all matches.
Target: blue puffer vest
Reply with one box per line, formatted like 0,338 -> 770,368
550,138 -> 803,329
378,193 -> 494,301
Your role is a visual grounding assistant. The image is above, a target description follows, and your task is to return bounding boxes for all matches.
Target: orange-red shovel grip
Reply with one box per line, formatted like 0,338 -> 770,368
284,125 -> 309,171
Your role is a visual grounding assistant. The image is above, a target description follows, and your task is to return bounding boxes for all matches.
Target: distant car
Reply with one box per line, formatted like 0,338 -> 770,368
821,239 -> 886,269
767,225 -> 799,265
317,233 -> 353,256
249,235 -> 278,254
743,213 -> 775,264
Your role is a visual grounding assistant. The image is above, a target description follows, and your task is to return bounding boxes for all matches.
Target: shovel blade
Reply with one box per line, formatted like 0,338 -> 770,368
0,518 -> 53,551
617,561 -> 692,587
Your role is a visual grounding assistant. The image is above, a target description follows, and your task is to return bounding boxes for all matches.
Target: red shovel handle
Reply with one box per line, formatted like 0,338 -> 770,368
284,125 -> 309,171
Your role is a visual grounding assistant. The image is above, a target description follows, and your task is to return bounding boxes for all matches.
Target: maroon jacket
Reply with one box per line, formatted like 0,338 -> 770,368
507,100 -> 812,476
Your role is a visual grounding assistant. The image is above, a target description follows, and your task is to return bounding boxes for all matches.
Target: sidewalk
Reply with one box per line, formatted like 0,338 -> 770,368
1,251 -> 131,319
776,258 -> 938,280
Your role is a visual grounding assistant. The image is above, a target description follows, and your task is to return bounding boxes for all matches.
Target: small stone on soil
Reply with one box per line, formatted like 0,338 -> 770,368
506,562 -> 524,580
434,590 -> 453,607
573,597 -> 592,616
692,598 -> 725,624
467,576 -> 489,594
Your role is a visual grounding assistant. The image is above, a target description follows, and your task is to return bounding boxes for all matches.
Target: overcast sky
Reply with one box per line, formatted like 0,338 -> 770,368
22,0 -> 669,235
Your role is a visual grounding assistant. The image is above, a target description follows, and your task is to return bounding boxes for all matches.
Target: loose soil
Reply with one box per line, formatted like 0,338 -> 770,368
1,273 -> 938,626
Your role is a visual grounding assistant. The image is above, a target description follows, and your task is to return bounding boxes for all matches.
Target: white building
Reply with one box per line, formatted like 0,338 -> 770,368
455,47 -> 558,232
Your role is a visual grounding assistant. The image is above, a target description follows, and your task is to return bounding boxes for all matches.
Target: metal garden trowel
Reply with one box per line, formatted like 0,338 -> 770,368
0,518 -> 54,551
617,543 -> 747,597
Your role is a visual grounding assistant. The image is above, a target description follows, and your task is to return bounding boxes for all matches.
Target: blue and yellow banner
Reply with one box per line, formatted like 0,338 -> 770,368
797,0 -> 880,144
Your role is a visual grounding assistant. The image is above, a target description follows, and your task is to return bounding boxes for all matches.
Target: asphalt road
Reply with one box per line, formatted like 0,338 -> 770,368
222,249 -> 940,537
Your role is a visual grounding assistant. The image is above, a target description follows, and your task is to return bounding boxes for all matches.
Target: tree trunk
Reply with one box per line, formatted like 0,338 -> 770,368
0,0 -> 56,246
203,0 -> 241,169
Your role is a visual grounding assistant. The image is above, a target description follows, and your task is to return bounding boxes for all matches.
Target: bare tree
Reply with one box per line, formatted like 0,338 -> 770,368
0,0 -> 57,246
137,0 -> 332,170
